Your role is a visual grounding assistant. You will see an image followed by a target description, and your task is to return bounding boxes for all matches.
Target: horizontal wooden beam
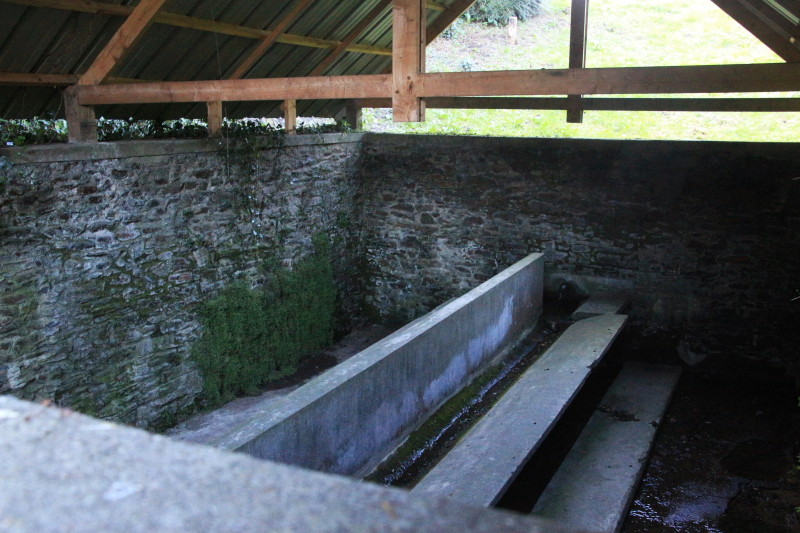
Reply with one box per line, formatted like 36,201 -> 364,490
0,72 -> 78,85
76,74 -> 392,105
420,63 -> 800,96
74,63 -> 800,107
357,96 -> 800,112
5,0 -> 392,57
0,72 -> 150,86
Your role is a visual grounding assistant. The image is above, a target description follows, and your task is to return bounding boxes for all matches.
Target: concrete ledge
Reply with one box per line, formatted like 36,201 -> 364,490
532,362 -> 682,532
413,313 -> 627,507
0,396 -> 580,533
572,292 -> 630,320
213,253 -> 544,476
0,132 -> 365,165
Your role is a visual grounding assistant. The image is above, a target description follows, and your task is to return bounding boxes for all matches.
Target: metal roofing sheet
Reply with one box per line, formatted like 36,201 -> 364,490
0,0 -> 467,120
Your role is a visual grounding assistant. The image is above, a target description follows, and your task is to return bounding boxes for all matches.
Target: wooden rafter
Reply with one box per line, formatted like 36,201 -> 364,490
4,0 -> 393,58
392,0 -> 427,122
742,0 -> 800,40
773,0 -> 800,19
425,0 -> 477,43
74,63 -> 800,106
708,0 -> 800,61
79,0 -> 168,85
310,0 -> 393,76
229,0 -> 316,80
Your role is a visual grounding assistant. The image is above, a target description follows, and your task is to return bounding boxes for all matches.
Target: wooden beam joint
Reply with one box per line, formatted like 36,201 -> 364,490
392,0 -> 426,122
64,87 -> 97,143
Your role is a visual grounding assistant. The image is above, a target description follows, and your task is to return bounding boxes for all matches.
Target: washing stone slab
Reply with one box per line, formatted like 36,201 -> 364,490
571,292 -> 629,320
412,313 -> 628,508
532,361 -> 682,533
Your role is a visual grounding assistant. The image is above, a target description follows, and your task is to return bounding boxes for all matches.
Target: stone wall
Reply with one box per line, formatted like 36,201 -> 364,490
0,134 -> 366,428
3,132 -> 799,429
358,135 -> 800,372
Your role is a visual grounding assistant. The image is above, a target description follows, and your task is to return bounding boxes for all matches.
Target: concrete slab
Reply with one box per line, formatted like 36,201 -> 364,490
0,396 -> 580,533
211,253 -> 544,477
532,362 -> 682,533
571,292 -> 629,320
412,313 -> 628,508
167,325 -> 391,445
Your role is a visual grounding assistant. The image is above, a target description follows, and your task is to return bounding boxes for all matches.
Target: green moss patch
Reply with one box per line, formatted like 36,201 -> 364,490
192,233 -> 336,407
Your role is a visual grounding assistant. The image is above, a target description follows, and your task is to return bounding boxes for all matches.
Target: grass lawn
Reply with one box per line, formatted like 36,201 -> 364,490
364,0 -> 800,141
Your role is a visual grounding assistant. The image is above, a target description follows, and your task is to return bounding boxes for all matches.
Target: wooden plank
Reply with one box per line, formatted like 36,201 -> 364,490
78,0 -> 168,85
709,0 -> 800,61
567,0 -> 589,123
420,63 -> 800,96
392,0 -> 426,122
0,72 -> 152,86
0,72 -> 78,86
283,99 -> 297,134
357,96 -> 800,111
64,86 -> 97,143
76,74 -> 392,105
75,63 -> 800,107
310,0 -> 393,76
229,0 -> 316,80
207,101 -> 223,138
5,0 -> 393,57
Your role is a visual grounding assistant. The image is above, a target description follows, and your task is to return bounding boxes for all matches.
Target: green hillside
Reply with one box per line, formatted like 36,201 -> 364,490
365,0 -> 800,141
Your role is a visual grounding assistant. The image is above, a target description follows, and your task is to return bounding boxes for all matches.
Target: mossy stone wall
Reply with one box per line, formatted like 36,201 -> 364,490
0,134 -> 365,429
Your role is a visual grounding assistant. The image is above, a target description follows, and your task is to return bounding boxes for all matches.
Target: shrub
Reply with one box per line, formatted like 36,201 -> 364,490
192,234 -> 336,407
466,0 -> 544,26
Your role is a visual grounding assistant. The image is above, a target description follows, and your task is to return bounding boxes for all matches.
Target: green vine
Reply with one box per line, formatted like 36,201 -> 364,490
192,233 -> 336,407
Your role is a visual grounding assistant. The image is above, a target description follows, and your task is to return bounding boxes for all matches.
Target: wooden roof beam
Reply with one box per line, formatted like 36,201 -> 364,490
355,96 -> 800,112
426,0 -> 477,43
310,0 -> 393,76
709,0 -> 800,61
742,0 -> 800,40
74,63 -> 800,106
772,0 -> 800,19
79,0 -> 168,85
393,0 -> 427,122
229,0 -> 316,80
4,0 -> 392,58
420,63 -> 800,96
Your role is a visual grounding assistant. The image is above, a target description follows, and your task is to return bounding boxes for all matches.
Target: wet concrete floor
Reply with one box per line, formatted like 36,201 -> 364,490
622,358 -> 799,533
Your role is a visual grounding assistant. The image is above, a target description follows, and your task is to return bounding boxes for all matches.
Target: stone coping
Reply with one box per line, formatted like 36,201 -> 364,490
0,132 -> 365,165
0,395 -> 583,533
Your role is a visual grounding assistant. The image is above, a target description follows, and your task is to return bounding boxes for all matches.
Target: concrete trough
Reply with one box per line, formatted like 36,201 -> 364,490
211,253 -> 544,476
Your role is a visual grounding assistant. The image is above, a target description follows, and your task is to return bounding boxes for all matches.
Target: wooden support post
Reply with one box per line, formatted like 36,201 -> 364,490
64,87 -> 97,143
345,99 -> 363,130
392,0 -> 426,122
207,101 -> 223,137
283,99 -> 297,134
567,0 -> 589,123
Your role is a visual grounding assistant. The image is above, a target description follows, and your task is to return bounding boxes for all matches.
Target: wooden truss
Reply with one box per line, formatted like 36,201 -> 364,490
2,0 -> 798,142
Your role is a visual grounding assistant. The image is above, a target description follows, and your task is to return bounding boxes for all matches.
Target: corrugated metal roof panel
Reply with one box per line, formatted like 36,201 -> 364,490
0,0 -> 471,119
